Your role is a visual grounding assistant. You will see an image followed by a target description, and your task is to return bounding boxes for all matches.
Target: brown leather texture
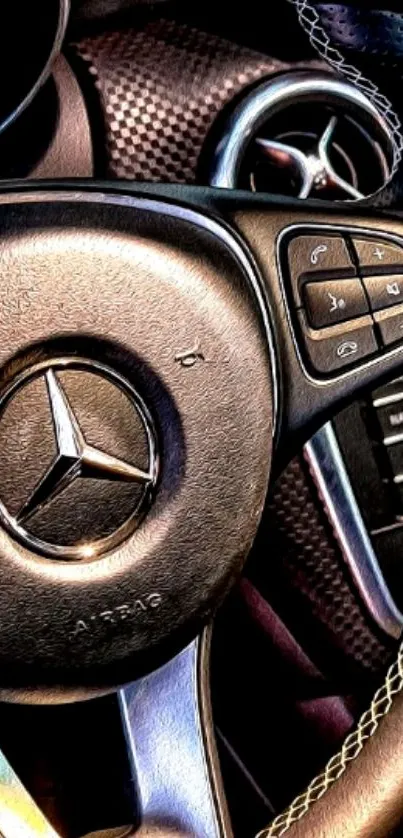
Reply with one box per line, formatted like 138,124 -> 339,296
262,5 -> 403,834
282,689 -> 403,838
0,195 -> 274,699
262,641 -> 403,836
32,56 -> 93,178
69,17 -> 396,682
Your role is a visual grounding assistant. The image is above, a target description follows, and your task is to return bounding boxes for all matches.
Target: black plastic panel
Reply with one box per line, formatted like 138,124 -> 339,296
334,376 -> 403,610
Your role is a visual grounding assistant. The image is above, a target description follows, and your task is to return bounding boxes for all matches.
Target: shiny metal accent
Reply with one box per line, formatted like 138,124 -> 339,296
0,358 -> 158,561
119,631 -> 231,838
305,423 -> 403,639
210,71 -> 393,199
0,747 -> 58,838
373,391 -> 403,408
253,138 -> 313,199
0,0 -> 70,137
384,432 -> 403,446
0,639 -> 229,838
316,115 -> 364,199
18,370 -> 151,525
254,116 -> 365,200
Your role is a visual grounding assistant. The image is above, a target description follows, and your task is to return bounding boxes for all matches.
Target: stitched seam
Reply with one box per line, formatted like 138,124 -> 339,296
288,0 -> 403,178
259,641 -> 403,836
258,7 -> 403,836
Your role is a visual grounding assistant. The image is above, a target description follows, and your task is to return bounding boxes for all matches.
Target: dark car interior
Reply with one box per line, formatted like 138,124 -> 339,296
3,2 -> 403,838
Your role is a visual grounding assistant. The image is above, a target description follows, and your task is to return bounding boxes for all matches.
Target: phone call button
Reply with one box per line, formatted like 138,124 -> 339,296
288,234 -> 355,305
298,312 -> 378,375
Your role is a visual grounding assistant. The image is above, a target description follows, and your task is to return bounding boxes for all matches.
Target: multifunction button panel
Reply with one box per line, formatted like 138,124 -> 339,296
284,229 -> 403,376
372,378 -> 403,508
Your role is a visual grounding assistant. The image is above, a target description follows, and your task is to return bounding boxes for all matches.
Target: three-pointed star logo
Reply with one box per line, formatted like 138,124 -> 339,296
17,370 -> 153,525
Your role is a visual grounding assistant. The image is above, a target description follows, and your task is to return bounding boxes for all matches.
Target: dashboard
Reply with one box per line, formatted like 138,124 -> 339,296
3,2 -> 403,835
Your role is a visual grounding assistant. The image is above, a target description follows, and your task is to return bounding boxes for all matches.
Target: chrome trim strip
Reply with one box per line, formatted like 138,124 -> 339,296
0,0 -> 70,137
373,392 -> 403,408
384,433 -> 403,446
0,188 -> 278,440
119,634 -> 230,838
305,423 -> 403,638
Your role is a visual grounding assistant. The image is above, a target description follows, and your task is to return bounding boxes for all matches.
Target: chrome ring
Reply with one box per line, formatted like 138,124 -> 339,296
210,70 -> 394,198
0,0 -> 70,137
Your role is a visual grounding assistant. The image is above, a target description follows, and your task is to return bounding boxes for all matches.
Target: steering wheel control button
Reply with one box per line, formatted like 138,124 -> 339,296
0,360 -> 158,561
374,304 -> 403,347
287,234 -> 355,305
363,275 -> 403,312
303,278 -> 368,329
352,238 -> 403,272
298,312 -> 378,374
376,401 -> 403,443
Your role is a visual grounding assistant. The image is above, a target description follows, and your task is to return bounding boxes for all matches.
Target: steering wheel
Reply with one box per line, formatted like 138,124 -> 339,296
0,180 -> 402,838
0,0 -> 401,832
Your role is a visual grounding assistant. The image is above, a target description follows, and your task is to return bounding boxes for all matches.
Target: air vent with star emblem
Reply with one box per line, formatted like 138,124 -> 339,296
209,71 -> 394,201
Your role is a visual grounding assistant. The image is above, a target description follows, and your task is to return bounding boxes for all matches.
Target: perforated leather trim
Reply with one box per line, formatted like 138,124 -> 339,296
288,0 -> 403,178
72,22 -> 287,182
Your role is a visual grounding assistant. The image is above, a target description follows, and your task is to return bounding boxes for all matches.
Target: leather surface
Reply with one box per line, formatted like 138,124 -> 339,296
32,56 -> 94,178
69,18 -> 395,682
259,457 -> 395,681
283,687 -> 403,838
0,55 -> 93,180
315,3 -> 403,63
0,194 -> 273,699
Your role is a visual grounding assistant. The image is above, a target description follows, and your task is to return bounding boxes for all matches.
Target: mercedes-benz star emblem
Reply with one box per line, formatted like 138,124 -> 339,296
0,360 -> 158,560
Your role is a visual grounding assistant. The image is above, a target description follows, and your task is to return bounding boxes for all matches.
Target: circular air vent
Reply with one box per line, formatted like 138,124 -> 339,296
209,71 -> 394,200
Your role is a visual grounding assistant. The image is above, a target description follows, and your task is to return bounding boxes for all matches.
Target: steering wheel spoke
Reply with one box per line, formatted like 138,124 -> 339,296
119,631 -> 229,838
0,181 -> 401,682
